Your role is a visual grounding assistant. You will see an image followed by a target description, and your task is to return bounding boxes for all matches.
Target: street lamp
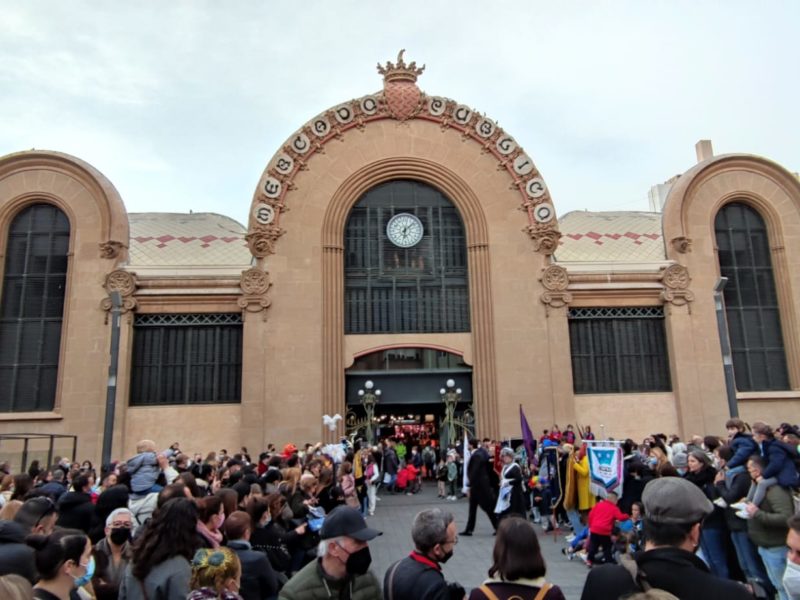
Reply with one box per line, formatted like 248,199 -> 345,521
440,379 -> 462,446
358,380 -> 381,443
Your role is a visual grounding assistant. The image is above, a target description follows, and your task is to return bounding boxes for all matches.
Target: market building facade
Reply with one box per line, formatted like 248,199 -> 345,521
1,52 -> 799,462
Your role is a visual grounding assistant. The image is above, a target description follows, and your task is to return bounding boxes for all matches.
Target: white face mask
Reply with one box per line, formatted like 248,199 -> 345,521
783,560 -> 800,596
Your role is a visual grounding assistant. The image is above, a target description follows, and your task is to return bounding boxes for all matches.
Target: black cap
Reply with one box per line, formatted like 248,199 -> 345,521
320,506 -> 382,541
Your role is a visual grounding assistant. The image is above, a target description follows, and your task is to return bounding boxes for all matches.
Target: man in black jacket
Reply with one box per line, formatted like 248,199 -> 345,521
580,477 -> 753,600
224,511 -> 280,600
56,472 -> 94,533
460,439 -> 497,536
0,519 -> 37,583
383,508 -> 464,600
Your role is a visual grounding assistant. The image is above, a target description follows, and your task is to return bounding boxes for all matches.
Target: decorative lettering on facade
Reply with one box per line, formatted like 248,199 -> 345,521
247,50 -> 561,257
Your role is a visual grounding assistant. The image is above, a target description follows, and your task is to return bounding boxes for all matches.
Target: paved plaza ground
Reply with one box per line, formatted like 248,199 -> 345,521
366,481 -> 589,599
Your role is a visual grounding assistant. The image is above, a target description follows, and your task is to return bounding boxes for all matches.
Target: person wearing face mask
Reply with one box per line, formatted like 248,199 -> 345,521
278,506 -> 382,600
92,508 -> 133,600
26,529 -> 95,600
384,508 -> 465,600
784,514 -> 800,599
197,496 -> 227,549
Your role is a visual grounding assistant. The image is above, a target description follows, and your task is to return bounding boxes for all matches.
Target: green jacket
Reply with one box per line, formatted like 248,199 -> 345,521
747,484 -> 794,548
278,558 -> 382,600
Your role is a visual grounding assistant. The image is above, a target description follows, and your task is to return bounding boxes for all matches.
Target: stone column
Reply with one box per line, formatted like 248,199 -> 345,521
322,244 -> 346,442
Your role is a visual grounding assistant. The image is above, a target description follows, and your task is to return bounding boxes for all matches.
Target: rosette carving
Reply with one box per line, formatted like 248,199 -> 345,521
101,269 -> 138,315
539,264 -> 571,312
245,224 -> 285,258
238,267 -> 272,319
660,264 -> 694,308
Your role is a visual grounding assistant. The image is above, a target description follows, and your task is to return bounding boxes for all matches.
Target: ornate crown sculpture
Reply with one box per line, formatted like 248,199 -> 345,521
376,49 -> 425,83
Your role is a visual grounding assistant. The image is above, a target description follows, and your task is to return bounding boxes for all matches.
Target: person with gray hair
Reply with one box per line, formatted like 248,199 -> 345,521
93,507 -> 133,600
383,508 -> 465,600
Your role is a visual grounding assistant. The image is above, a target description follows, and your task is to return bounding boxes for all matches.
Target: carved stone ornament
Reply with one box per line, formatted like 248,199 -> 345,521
540,265 -> 569,291
98,240 -> 126,259
238,267 -> 272,319
525,224 -> 562,256
660,264 -> 695,307
245,224 -> 286,258
671,236 -> 692,253
104,270 -> 137,297
100,269 -> 138,315
246,50 -> 562,259
541,290 -> 573,311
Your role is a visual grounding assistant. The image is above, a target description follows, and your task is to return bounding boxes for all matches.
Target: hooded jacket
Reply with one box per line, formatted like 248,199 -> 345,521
56,490 -> 95,533
0,519 -> 37,583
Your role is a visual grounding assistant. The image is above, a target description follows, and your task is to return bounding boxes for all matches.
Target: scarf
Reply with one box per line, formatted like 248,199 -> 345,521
196,521 -> 223,548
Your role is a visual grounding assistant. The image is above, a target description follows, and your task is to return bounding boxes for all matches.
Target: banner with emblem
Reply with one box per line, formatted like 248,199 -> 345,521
586,443 -> 623,498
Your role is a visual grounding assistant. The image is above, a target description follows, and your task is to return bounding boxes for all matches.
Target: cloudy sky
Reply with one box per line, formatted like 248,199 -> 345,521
1,2 -> 797,224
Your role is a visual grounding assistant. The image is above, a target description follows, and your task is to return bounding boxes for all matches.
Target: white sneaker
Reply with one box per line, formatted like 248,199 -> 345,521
735,510 -> 752,519
713,498 -> 728,508
730,501 -> 748,511
565,534 -> 576,543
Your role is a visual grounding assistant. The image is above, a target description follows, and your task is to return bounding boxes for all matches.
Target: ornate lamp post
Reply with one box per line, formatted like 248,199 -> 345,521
440,379 -> 462,446
357,380 -> 381,444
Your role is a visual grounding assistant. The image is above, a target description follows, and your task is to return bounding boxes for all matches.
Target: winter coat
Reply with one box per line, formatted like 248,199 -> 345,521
383,448 -> 399,476
572,455 -> 597,511
497,462 -> 526,518
227,540 -> 280,600
466,447 -> 497,506
579,546 -> 754,600
56,490 -> 95,533
0,519 -> 36,583
93,537 -> 132,600
126,451 -> 160,495
713,466 -> 750,532
747,483 -> 794,548
683,467 -> 726,530
727,432 -> 758,470
278,558 -> 381,600
587,499 -> 628,536
760,438 -> 800,488
384,552 -> 462,600
118,555 -> 191,600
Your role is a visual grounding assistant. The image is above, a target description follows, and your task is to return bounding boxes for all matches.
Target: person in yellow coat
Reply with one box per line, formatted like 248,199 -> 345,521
561,444 -> 584,534
572,444 -> 597,522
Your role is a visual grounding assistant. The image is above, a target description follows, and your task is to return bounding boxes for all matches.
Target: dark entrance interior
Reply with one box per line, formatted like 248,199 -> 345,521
345,347 -> 473,445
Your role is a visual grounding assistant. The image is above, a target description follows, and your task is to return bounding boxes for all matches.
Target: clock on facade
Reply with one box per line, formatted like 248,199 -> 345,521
386,212 -> 424,248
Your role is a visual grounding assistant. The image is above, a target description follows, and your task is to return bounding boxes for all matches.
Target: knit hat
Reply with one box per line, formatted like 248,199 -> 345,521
671,452 -> 688,469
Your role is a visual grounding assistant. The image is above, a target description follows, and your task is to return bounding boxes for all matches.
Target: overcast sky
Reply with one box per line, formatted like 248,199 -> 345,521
1,2 -> 798,224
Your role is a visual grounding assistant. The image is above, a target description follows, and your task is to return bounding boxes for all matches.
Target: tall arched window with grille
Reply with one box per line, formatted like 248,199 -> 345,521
715,201 -> 789,391
344,180 -> 470,334
0,204 -> 70,411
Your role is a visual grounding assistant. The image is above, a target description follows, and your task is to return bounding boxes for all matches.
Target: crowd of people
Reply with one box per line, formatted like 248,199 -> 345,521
0,417 -> 796,599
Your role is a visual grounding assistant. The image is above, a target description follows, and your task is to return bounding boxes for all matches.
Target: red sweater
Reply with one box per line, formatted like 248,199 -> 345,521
587,499 -> 629,535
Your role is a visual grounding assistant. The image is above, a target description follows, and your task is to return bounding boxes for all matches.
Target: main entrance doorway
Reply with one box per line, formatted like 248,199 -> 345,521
345,347 -> 474,447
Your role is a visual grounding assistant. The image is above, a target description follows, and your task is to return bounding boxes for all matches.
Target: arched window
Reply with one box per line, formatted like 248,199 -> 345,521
344,180 -> 470,334
715,202 -> 789,391
0,204 -> 70,411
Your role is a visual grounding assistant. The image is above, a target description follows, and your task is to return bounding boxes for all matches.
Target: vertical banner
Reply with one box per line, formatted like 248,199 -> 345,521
519,405 -> 537,466
586,443 -> 623,498
462,430 -> 471,494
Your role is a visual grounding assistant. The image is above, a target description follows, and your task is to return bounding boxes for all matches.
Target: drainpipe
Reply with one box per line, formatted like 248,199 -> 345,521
102,291 -> 122,467
713,278 -> 738,417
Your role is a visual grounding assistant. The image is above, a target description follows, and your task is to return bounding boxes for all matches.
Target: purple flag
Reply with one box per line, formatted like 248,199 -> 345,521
519,405 -> 536,465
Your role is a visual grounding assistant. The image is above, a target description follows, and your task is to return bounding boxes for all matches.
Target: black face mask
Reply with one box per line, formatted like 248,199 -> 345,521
109,528 -> 131,546
345,546 -> 372,576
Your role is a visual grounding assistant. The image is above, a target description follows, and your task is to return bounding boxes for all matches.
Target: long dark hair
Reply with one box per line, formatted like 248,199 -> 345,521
488,516 -> 546,581
26,529 -> 88,581
130,497 -> 198,580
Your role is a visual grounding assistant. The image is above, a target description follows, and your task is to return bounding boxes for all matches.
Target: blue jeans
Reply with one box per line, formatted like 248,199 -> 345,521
699,527 -> 729,579
729,530 -> 771,587
566,509 -> 583,533
757,545 -> 788,600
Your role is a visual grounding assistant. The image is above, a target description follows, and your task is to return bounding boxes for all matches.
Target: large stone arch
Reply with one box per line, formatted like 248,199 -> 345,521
661,153 -> 800,426
242,52 -> 562,442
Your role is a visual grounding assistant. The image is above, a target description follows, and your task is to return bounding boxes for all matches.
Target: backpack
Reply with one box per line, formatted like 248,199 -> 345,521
619,555 -> 679,600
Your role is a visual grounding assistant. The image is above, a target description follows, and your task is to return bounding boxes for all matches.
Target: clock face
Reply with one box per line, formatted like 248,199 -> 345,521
386,213 -> 424,248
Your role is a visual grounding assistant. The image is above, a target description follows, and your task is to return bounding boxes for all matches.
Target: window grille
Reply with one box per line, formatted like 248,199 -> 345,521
715,202 -> 789,391
568,306 -> 671,394
130,313 -> 242,405
344,180 -> 470,334
0,204 -> 70,412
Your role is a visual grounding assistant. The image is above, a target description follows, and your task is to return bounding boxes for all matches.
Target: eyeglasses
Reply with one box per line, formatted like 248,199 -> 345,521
442,536 -> 458,546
